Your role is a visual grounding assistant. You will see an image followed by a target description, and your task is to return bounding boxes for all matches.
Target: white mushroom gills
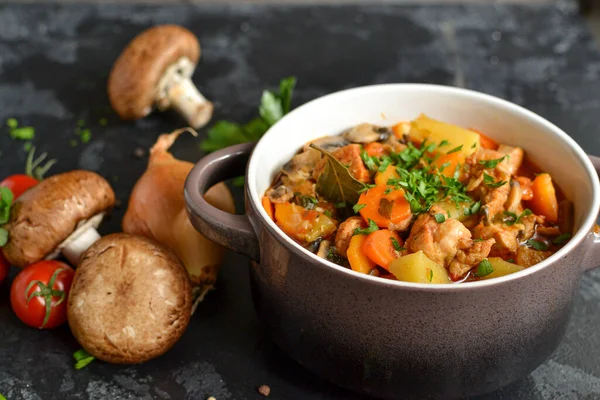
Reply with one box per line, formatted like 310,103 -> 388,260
47,213 -> 104,266
156,57 -> 213,129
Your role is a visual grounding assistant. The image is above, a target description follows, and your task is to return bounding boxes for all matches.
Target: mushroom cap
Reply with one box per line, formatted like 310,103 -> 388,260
2,170 -> 115,268
108,25 -> 201,120
67,233 -> 192,364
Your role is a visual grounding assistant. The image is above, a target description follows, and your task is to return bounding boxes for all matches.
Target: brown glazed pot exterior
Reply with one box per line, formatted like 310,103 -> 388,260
185,85 -> 600,399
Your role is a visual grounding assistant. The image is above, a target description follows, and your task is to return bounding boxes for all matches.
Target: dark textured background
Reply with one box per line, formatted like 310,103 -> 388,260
1,2 -> 600,399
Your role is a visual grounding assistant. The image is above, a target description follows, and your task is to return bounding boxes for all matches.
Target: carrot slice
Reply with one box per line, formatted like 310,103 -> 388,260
527,173 -> 558,223
347,235 -> 376,274
357,185 -> 412,228
432,151 -> 464,178
364,142 -> 385,158
471,129 -> 499,150
262,196 -> 274,221
362,229 -> 403,270
392,122 -> 409,139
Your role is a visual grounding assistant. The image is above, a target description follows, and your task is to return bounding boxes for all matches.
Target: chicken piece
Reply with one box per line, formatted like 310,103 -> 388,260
482,175 -> 511,219
497,145 -> 524,175
334,217 -> 364,257
449,238 -> 495,280
516,245 -> 552,267
405,206 -> 472,266
474,222 -> 521,253
313,144 -> 371,183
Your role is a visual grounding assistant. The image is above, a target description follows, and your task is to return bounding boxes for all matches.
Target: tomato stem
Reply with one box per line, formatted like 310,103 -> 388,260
23,267 -> 65,328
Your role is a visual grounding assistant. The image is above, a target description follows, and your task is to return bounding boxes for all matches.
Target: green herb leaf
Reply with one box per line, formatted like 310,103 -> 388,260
259,91 -> 284,126
201,77 -> 296,152
465,201 -> 481,216
0,228 -> 8,247
73,348 -> 95,369
471,142 -> 477,149
334,202 -> 347,209
98,117 -> 108,126
447,145 -> 463,155
353,219 -> 379,236
360,149 -> 378,171
10,126 -> 35,140
526,239 -> 549,251
231,176 -> 245,187
474,259 -> 494,277
473,238 -> 485,242
353,203 -> 366,213
428,269 -> 434,282
79,129 -> 92,144
391,237 -> 405,251
479,156 -> 506,169
6,118 -> 18,129
483,172 -> 507,188
278,76 -> 297,114
311,144 -> 365,206
553,232 -> 572,245
434,213 -> 446,223
324,210 -> 333,218
439,140 -> 449,147
0,186 -> 14,225
358,184 -> 376,194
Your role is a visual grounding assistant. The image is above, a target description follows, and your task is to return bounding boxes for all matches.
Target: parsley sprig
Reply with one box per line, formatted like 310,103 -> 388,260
0,187 -> 13,247
353,219 -> 379,236
200,77 -> 296,152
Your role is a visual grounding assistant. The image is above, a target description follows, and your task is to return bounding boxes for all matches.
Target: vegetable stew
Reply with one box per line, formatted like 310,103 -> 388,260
263,114 -> 573,283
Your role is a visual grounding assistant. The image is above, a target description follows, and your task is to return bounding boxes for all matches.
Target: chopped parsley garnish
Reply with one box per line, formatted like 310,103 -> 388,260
473,238 -> 485,242
428,269 -> 434,282
479,156 -> 506,169
360,149 -> 379,171
526,239 -> 549,251
503,209 -> 532,226
73,348 -> 95,370
353,203 -> 366,213
358,184 -> 376,194
471,142 -> 477,149
434,213 -> 446,223
384,187 -> 393,195
353,219 -> 379,236
391,237 -> 405,251
474,259 -> 494,277
297,195 -> 318,209
464,201 -> 481,216
553,232 -> 572,245
483,172 -> 507,188
439,140 -> 449,147
324,210 -> 332,218
447,145 -> 463,154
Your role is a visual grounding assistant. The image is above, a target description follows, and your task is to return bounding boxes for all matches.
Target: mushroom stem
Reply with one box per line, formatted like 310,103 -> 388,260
167,78 -> 213,129
52,213 -> 105,266
62,228 -> 101,266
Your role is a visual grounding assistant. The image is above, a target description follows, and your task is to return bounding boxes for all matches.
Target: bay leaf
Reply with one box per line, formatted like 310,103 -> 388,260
310,144 -> 365,206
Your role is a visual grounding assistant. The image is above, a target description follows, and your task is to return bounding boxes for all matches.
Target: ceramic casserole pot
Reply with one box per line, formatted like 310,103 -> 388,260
184,84 -> 600,400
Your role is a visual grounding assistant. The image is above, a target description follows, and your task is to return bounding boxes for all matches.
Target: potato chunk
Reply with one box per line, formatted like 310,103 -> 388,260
478,257 -> 524,280
410,114 -> 480,157
389,251 -> 451,284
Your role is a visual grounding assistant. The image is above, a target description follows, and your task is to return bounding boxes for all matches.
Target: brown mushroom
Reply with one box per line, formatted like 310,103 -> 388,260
2,170 -> 115,268
68,233 -> 192,364
108,25 -> 213,129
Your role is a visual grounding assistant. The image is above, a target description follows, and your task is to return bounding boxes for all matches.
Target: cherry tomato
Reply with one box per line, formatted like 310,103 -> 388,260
0,251 -> 9,285
11,260 -> 74,329
0,174 -> 38,199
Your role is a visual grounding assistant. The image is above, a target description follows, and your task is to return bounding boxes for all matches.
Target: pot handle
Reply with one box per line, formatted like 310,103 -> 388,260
583,154 -> 600,271
184,142 -> 260,262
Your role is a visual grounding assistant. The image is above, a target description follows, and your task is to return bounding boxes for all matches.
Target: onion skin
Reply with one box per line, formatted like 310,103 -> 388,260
123,130 -> 235,307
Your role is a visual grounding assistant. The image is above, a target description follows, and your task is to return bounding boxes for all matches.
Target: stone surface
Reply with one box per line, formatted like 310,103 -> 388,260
0,2 -> 599,399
